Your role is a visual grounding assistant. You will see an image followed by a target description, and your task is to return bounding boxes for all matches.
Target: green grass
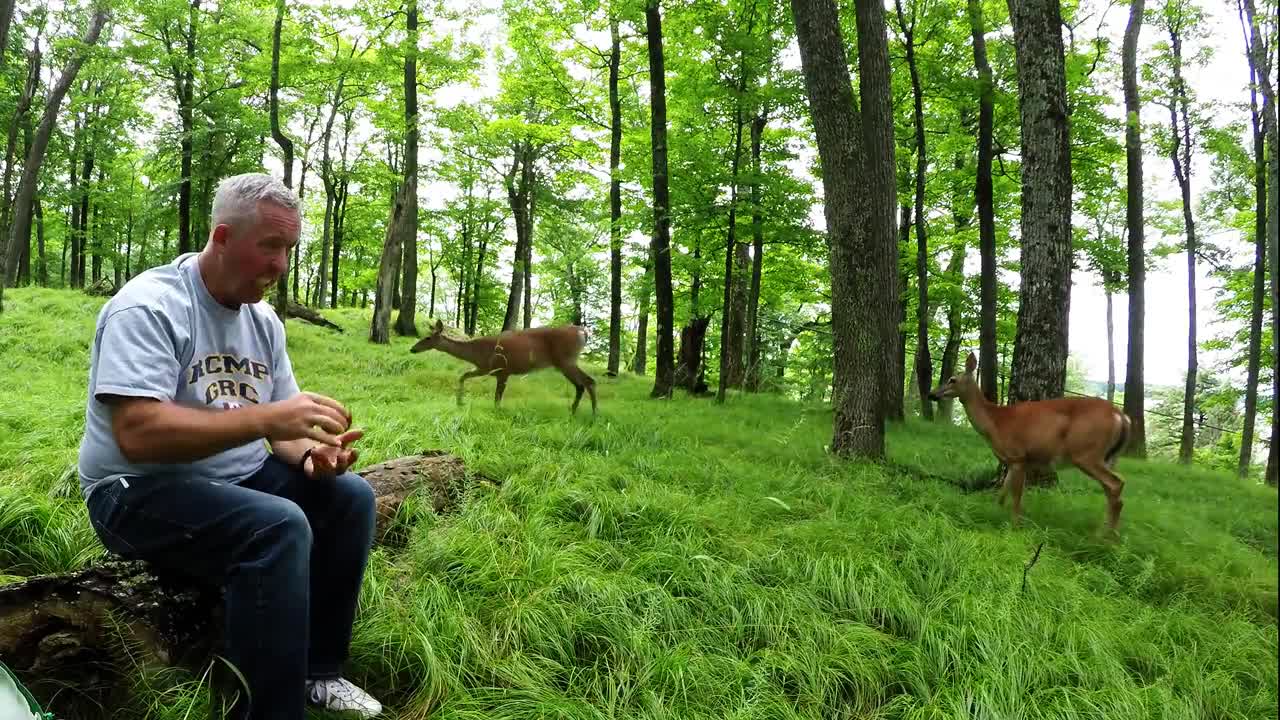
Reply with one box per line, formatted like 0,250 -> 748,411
2,285 -> 1277,720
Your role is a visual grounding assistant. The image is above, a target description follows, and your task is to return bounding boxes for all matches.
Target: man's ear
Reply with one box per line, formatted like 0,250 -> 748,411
209,223 -> 231,247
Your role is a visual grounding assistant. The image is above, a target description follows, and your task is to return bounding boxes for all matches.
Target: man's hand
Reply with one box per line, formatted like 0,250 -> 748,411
303,429 -> 364,479
263,391 -> 353,447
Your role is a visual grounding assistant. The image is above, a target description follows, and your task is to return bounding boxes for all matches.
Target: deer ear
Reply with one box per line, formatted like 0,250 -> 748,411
965,352 -> 977,374
435,319 -> 443,333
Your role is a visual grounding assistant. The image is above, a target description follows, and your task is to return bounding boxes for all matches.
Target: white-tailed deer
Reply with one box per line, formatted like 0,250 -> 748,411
929,352 -> 1132,532
410,320 -> 598,415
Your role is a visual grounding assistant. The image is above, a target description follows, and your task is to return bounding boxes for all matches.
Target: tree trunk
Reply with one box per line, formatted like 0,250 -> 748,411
0,6 -> 109,311
1104,269 -> 1117,404
1122,0 -> 1148,456
745,110 -> 768,392
1005,0 -> 1073,487
790,0 -> 891,458
269,0 -> 294,319
633,261 -> 651,374
502,145 -> 532,332
0,0 -> 15,73
1240,0 -> 1278,486
718,90 -> 747,403
1,43 -> 38,254
677,317 -> 711,395
895,0 -> 934,421
896,202 -> 912,418
646,0 -> 676,399
395,0 -> 420,337
177,0 -> 199,256
936,244 -> 967,423
34,197 -> 44,286
1238,4 -> 1266,478
330,179 -> 349,309
1166,15 -> 1197,465
371,186 -> 409,343
969,0 -> 999,403
607,16 -> 623,377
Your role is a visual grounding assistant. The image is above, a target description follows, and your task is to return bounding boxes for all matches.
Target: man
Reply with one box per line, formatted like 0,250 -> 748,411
78,173 -> 383,719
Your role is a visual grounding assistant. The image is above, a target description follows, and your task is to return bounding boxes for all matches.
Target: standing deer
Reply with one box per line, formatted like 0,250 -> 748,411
929,352 -> 1132,533
410,319 -> 598,415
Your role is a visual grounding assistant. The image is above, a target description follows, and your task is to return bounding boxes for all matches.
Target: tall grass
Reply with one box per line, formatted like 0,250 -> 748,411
1,286 -> 1276,719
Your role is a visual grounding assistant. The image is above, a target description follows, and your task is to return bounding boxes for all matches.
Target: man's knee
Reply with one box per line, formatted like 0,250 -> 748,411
245,496 -> 313,555
335,472 -> 377,524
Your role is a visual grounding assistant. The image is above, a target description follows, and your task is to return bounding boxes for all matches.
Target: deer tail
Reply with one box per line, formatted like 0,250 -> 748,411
1105,410 -> 1131,468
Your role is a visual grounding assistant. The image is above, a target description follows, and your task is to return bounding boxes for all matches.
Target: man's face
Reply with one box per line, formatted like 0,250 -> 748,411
218,201 -> 300,304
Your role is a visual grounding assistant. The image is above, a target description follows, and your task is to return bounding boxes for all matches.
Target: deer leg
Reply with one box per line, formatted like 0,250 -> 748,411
1005,462 -> 1027,528
457,369 -> 486,406
494,374 -> 509,408
1075,459 -> 1126,533
558,363 -> 597,415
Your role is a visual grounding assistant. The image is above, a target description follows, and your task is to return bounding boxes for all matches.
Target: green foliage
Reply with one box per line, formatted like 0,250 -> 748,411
4,287 -> 1276,719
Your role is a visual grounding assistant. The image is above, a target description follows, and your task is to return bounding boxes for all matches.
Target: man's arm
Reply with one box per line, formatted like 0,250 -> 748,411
109,392 -> 350,464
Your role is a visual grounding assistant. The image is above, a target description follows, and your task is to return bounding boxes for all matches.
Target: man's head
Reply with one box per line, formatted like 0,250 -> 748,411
409,319 -> 446,353
928,351 -> 979,401
202,173 -> 301,306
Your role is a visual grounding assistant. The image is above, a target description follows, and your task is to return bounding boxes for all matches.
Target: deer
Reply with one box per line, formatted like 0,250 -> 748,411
409,319 -> 598,415
929,351 -> 1132,534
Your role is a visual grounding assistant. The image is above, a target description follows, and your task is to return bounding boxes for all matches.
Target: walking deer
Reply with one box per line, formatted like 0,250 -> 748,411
410,320 -> 598,415
929,352 -> 1132,533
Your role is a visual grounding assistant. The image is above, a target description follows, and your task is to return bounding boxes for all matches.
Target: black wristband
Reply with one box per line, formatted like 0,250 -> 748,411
299,446 -> 316,472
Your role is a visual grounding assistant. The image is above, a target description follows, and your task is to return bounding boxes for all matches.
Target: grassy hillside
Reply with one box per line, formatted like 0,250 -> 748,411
2,286 -> 1277,720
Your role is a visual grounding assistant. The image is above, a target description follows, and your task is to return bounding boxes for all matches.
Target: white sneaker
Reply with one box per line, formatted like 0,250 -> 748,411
305,677 -> 383,718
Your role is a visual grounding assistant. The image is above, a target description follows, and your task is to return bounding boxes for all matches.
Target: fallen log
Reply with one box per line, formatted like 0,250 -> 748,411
279,301 -> 344,333
0,451 -> 482,717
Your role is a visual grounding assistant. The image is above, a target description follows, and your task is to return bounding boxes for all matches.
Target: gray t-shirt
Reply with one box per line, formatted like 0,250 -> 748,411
77,252 -> 300,499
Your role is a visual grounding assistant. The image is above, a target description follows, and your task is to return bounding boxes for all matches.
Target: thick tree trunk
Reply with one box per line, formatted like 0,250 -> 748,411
790,0 -> 893,458
646,0 -> 676,398
677,317 -> 712,395
1,453 -> 477,715
607,17 -> 624,377
1122,0 -> 1148,456
1005,0 -> 1073,487
0,6 -> 108,311
395,0 -> 420,337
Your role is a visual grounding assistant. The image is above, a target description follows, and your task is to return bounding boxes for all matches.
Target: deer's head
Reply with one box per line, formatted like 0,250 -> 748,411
410,319 -> 447,353
928,351 -> 979,401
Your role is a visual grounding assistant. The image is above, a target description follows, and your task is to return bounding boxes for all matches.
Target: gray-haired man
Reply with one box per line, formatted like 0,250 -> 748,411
78,173 -> 383,719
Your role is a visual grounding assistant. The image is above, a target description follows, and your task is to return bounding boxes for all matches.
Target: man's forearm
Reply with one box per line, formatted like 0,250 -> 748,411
112,399 -> 272,464
269,438 -> 316,468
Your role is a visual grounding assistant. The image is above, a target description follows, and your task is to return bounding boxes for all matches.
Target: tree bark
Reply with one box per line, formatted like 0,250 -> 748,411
969,0 -> 999,403
1005,0 -> 1073,487
718,85 -> 748,403
177,0 -> 199,256
1,6 -> 109,311
1,453 -> 479,713
607,16 -> 624,377
895,202 -> 912,419
1104,269 -> 1117,404
1238,0 -> 1266,479
646,0 -> 676,398
1122,0 -> 1148,457
936,244 -> 968,423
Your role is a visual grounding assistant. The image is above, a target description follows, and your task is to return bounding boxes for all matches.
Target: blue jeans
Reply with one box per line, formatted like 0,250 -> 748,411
85,454 -> 377,720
